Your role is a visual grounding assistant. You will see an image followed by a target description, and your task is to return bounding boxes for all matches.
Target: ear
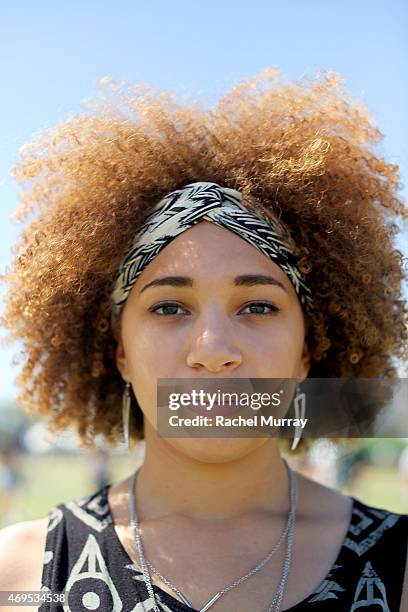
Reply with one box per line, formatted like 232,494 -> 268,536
115,336 -> 131,381
299,340 -> 311,381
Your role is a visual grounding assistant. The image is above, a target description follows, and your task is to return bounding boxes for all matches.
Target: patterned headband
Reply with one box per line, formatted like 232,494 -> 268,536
111,182 -> 313,326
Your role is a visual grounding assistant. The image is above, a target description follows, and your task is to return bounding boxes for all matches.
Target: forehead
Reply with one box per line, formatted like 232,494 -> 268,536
132,220 -> 293,289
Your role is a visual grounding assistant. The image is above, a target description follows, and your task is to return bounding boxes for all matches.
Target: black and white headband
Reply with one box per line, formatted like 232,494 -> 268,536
111,182 -> 313,326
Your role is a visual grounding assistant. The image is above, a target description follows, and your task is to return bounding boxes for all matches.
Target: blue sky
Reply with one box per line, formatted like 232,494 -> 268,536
0,1 -> 407,400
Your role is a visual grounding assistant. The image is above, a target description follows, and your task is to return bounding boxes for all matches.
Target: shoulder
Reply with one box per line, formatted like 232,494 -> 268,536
297,473 -> 408,609
340,496 -> 408,611
297,469 -> 407,530
351,495 -> 408,533
0,518 -> 49,590
352,501 -> 408,612
296,470 -> 353,522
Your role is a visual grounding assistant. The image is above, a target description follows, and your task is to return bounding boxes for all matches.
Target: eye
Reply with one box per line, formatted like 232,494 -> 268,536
148,300 -> 280,317
149,302 -> 189,316
239,301 -> 280,315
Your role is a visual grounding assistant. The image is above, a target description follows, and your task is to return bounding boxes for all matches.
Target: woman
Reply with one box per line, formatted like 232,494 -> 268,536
0,68 -> 407,611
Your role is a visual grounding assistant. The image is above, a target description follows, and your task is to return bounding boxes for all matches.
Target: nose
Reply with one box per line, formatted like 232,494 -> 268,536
186,310 -> 243,374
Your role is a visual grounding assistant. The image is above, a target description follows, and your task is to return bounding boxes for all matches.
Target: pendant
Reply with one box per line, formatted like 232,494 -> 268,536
200,592 -> 222,612
178,590 -> 222,612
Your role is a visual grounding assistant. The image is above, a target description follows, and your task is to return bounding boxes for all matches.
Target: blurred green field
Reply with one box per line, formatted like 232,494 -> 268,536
1,449 -> 407,530
0,451 -> 140,527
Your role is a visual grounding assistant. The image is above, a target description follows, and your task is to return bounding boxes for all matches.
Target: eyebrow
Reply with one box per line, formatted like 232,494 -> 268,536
139,274 -> 288,295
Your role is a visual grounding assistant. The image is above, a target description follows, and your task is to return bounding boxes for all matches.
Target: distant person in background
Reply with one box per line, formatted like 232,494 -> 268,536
0,68 -> 407,611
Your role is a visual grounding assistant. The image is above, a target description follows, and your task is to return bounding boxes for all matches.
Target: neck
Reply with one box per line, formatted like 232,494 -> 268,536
134,424 -> 291,522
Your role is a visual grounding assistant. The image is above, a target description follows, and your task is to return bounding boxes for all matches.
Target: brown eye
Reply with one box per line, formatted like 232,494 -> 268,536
240,302 -> 279,315
150,302 -> 188,316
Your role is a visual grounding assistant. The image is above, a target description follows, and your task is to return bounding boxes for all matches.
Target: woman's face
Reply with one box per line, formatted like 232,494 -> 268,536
116,220 -> 310,462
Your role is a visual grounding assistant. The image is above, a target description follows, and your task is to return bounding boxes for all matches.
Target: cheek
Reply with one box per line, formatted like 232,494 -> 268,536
250,320 -> 304,376
126,323 -> 177,377
123,324 -> 179,421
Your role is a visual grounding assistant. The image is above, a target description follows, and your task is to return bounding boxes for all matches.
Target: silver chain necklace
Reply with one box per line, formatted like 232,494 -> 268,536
128,460 -> 297,612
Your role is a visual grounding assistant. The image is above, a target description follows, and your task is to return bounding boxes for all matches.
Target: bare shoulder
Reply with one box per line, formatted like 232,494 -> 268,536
297,470 -> 408,611
107,475 -> 132,526
0,518 -> 48,590
295,470 -> 353,521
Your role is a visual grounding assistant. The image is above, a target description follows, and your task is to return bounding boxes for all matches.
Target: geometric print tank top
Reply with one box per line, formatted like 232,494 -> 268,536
39,483 -> 408,611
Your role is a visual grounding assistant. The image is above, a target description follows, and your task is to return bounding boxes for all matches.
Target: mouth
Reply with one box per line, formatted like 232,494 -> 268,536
186,402 -> 242,416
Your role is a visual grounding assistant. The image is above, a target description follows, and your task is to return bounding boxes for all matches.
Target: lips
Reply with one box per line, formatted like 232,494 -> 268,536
186,402 -> 242,416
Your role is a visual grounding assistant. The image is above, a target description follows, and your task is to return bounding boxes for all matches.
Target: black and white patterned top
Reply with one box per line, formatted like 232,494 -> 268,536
39,484 -> 407,612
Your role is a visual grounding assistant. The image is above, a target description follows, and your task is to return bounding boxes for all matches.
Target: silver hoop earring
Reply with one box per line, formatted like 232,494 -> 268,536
291,384 -> 306,451
122,381 -> 131,449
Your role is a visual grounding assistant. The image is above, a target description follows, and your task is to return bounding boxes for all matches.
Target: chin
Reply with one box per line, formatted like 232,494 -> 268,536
163,436 -> 267,464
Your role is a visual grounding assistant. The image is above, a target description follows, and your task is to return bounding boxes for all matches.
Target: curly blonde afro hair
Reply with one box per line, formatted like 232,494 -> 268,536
1,67 -> 407,448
